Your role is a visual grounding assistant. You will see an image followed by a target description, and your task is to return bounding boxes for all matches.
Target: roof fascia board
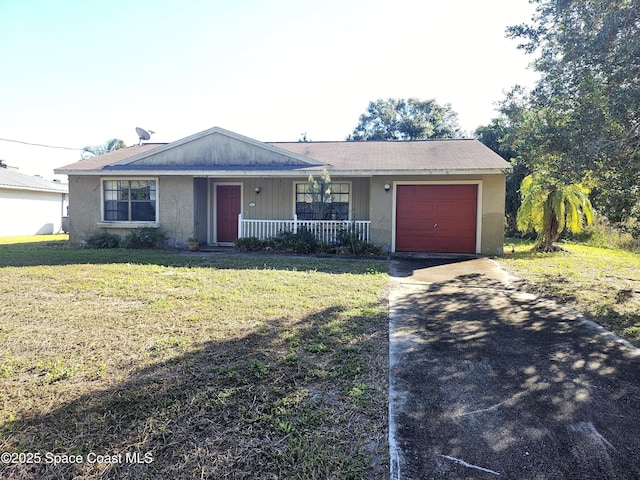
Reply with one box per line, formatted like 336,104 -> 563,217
0,184 -> 68,193
58,168 -> 509,177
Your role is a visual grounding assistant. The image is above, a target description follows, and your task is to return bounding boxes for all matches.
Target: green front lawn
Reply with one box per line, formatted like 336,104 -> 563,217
498,239 -> 640,347
2,233 -> 638,478
0,236 -> 389,479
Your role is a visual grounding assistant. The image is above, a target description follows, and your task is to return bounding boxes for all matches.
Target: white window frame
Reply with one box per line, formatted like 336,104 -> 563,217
98,177 -> 160,227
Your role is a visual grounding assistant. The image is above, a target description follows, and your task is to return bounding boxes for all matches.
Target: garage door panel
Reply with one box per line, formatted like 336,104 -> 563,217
398,205 -> 436,218
395,184 -> 477,253
436,201 -> 466,218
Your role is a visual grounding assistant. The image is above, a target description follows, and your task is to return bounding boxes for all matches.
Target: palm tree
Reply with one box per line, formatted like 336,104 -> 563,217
307,169 -> 333,220
517,174 -> 594,252
81,138 -> 126,159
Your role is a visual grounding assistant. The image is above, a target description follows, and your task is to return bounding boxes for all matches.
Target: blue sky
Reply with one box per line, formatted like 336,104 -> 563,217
1,0 -> 538,179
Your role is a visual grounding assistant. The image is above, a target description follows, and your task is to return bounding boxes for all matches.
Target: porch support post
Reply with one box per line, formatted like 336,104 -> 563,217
238,213 -> 243,239
293,214 -> 298,234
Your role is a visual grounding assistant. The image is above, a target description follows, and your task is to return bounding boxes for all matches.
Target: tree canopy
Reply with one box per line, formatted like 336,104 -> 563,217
82,138 -> 126,159
504,0 -> 640,231
476,0 -> 640,245
347,98 -> 463,141
508,0 -> 639,169
475,116 -> 527,233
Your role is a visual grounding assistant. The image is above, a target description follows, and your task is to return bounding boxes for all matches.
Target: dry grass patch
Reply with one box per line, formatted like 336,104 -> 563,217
0,238 -> 389,479
0,234 -> 69,245
498,240 -> 640,347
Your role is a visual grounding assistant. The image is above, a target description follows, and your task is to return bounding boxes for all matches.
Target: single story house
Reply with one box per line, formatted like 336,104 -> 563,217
54,126 -> 511,255
0,164 -> 69,236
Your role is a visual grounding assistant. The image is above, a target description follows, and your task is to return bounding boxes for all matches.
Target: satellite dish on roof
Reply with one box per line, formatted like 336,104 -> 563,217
135,127 -> 154,145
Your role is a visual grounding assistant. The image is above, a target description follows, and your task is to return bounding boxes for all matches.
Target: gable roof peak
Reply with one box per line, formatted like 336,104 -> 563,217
110,126 -> 327,169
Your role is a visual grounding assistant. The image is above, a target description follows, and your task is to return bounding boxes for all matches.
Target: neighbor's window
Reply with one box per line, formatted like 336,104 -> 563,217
103,180 -> 156,222
295,182 -> 350,220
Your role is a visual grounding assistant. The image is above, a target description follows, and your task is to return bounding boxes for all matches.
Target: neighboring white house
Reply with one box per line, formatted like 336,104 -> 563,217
0,164 -> 69,236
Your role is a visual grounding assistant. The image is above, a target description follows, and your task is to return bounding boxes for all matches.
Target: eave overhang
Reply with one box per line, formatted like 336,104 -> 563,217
57,167 -> 510,177
0,184 -> 68,193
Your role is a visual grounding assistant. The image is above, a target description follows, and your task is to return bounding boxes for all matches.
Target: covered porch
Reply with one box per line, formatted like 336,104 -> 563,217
192,176 -> 374,246
238,214 -> 371,244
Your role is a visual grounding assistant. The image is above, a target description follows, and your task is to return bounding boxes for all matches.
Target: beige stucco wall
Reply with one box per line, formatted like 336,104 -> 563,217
369,176 -> 396,253
479,175 -> 508,256
68,176 -> 102,244
68,176 -> 195,247
369,174 -> 507,256
159,177 -> 195,247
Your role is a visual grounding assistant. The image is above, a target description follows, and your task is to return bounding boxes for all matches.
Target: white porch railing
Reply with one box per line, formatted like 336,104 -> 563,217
238,214 -> 371,244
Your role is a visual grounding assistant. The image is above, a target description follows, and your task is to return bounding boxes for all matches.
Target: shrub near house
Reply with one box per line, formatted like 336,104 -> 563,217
235,228 -> 382,255
86,228 -> 167,249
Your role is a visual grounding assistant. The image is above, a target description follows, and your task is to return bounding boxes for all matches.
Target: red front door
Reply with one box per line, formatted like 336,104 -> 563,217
216,185 -> 241,243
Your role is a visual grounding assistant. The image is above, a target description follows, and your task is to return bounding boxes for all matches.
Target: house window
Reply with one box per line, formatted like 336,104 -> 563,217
295,182 -> 350,220
103,180 -> 156,222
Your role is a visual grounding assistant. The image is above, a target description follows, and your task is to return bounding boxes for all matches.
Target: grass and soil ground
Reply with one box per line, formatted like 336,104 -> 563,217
0,236 -> 389,479
1,234 -> 638,478
498,239 -> 640,348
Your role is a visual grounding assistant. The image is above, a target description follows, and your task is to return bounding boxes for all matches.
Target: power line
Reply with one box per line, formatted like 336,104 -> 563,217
0,137 -> 83,151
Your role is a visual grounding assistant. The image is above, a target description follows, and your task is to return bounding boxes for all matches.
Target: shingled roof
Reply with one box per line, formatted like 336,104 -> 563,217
0,168 -> 68,193
55,127 -> 510,175
272,139 -> 509,171
56,144 -> 164,172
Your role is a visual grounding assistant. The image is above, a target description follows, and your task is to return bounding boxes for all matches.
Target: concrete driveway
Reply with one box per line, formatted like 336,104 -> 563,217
388,257 -> 640,480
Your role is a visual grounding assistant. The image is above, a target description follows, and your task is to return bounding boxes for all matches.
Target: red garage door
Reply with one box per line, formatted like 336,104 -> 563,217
395,184 -> 478,253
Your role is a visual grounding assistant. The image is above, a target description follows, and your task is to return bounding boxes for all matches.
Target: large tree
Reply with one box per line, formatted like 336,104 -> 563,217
492,86 -> 599,246
475,115 -> 528,234
506,0 -> 640,231
307,169 -> 333,220
347,98 -> 463,141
